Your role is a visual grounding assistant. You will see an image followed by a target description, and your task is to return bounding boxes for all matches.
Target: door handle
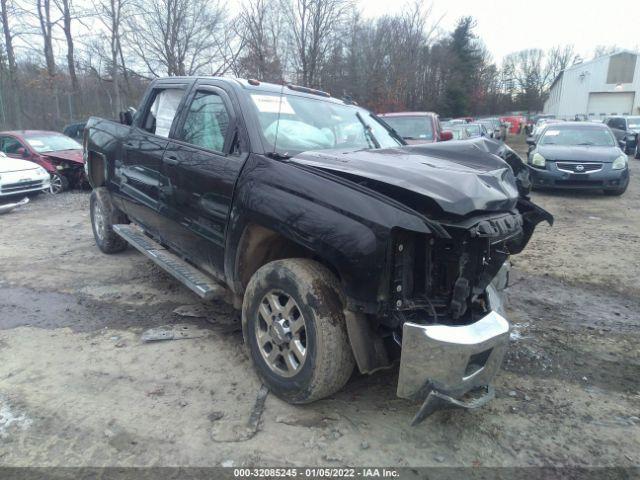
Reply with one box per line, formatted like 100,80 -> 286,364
164,155 -> 180,166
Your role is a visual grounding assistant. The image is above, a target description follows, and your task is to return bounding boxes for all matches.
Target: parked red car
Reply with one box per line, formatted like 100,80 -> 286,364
0,130 -> 85,193
500,115 -> 526,135
379,112 -> 453,144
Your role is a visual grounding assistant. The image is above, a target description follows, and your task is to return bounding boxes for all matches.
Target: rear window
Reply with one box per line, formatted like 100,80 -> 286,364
383,116 -> 434,141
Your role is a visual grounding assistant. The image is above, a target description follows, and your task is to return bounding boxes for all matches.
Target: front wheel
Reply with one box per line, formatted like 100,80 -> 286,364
635,143 -> 640,159
242,259 -> 355,404
49,173 -> 68,194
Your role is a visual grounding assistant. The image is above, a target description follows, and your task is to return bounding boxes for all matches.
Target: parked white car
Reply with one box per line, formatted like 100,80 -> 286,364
0,151 -> 50,197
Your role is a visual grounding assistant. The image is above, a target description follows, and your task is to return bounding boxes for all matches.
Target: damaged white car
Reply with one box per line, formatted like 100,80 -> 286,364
0,151 -> 50,198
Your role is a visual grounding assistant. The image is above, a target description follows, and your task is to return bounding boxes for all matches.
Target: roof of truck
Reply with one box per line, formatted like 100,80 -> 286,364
154,76 -> 351,106
378,112 -> 438,117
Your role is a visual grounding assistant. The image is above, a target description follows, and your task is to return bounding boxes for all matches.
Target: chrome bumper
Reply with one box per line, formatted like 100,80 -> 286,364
397,285 -> 510,424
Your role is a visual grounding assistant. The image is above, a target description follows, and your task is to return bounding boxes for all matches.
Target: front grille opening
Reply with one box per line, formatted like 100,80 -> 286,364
464,348 -> 492,378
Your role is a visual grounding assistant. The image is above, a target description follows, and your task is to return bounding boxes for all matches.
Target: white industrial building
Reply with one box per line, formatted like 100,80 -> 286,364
544,51 -> 640,120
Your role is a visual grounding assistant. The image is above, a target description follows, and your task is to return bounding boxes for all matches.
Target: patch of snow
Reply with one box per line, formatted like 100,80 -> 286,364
0,394 -> 33,438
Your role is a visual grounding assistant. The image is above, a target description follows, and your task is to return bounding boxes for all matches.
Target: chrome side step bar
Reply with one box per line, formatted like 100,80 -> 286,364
113,224 -> 226,301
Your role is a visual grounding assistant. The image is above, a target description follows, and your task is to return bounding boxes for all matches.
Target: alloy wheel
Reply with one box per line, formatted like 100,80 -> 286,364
255,290 -> 307,378
93,201 -> 106,241
49,174 -> 64,194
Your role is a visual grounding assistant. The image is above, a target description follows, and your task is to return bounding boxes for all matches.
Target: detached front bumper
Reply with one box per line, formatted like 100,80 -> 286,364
397,285 -> 510,424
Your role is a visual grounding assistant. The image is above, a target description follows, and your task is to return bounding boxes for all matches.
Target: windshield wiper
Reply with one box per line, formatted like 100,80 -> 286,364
265,151 -> 292,160
577,142 -> 595,146
355,111 -> 381,149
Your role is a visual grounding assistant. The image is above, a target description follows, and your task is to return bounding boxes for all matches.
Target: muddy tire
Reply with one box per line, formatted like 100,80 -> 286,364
90,187 -> 129,253
242,259 -> 355,404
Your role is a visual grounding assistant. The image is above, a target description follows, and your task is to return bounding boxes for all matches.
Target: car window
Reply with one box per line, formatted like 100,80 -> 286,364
249,93 -> 401,155
181,91 -> 230,152
24,134 -> 80,153
609,118 -> 625,130
0,136 -> 26,155
382,116 -> 434,141
142,88 -> 184,137
540,127 -> 615,147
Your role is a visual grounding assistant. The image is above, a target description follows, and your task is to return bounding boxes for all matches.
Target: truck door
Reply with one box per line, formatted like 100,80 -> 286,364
161,84 -> 244,278
118,83 -> 190,236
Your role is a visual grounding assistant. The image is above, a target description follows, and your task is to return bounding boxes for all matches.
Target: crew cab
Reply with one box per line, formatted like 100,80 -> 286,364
84,77 -> 551,424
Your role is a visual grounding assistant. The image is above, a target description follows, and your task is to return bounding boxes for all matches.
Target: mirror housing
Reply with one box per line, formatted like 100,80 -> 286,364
440,130 -> 453,141
526,136 -> 536,146
119,106 -> 136,126
17,147 -> 29,158
618,139 -> 627,150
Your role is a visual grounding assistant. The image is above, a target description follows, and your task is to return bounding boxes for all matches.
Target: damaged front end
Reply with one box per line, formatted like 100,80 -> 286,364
389,206 -> 534,424
292,138 -> 552,423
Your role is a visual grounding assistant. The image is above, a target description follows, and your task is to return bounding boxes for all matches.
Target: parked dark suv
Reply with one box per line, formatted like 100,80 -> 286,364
604,116 -> 640,157
84,77 -> 550,424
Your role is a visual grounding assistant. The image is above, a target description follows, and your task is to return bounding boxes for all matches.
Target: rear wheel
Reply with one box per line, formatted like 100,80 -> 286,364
90,187 -> 129,253
242,259 -> 355,404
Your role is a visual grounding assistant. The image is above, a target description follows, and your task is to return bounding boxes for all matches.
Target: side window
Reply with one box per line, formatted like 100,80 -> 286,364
142,88 -> 184,137
611,118 -> 624,130
0,136 -> 25,155
181,91 -> 230,152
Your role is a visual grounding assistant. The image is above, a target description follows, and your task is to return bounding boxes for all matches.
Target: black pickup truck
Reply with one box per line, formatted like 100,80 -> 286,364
84,77 -> 552,424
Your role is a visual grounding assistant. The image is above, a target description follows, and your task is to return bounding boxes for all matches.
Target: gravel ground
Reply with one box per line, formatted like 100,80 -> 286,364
0,143 -> 638,469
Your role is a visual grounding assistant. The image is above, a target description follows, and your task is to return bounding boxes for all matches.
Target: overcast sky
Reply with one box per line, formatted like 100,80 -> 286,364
358,0 -> 640,63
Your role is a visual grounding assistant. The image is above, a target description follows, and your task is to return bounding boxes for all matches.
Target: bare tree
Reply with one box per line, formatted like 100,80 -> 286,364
127,0 -> 233,77
237,0 -> 284,81
1,0 -> 22,126
52,0 -> 78,90
282,0 -> 353,87
36,0 -> 56,78
93,0 -> 132,113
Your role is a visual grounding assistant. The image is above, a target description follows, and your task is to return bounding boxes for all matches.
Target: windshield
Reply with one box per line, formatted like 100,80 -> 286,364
465,124 -> 481,136
627,117 -> 640,129
382,116 -> 434,141
25,134 -> 81,153
540,127 -> 615,147
249,93 -> 402,155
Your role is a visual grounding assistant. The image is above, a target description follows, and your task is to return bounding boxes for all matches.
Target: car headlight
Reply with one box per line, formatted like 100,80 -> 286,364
612,154 -> 628,170
531,152 -> 546,167
37,167 -> 48,175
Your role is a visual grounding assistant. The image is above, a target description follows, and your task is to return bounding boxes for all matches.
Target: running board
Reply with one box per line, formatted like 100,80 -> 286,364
113,224 -> 226,301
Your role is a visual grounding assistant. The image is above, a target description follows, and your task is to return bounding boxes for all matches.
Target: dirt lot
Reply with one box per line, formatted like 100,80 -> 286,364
0,142 -> 639,469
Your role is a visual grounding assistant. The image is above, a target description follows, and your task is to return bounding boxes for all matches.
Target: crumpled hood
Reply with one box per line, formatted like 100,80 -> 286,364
537,145 -> 622,163
44,149 -> 84,164
0,157 -> 40,173
290,138 -> 520,216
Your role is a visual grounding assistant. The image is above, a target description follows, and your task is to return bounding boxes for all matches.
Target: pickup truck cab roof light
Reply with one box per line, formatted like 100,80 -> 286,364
286,84 -> 331,98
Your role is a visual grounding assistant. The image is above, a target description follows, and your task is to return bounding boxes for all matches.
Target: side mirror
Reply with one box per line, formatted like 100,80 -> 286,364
119,107 -> 136,126
618,139 -> 627,149
440,131 -> 453,141
526,136 -> 536,146
17,147 -> 29,158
